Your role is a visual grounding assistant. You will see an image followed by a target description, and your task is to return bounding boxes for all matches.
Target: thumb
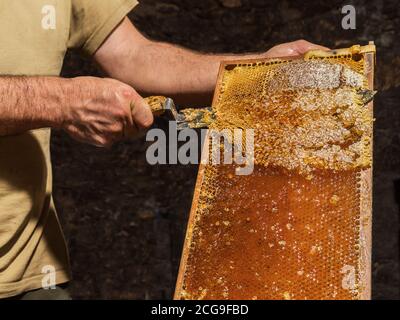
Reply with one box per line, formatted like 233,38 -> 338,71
123,95 -> 154,139
130,94 -> 154,130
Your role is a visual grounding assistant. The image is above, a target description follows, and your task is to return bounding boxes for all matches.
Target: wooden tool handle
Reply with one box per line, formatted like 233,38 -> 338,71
130,96 -> 168,117
143,96 -> 168,116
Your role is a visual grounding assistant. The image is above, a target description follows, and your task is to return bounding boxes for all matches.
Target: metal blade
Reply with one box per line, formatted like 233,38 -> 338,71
357,89 -> 377,105
146,96 -> 215,130
177,107 -> 215,130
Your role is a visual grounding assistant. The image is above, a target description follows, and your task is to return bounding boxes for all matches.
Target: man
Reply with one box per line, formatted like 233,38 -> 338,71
0,0 -> 326,299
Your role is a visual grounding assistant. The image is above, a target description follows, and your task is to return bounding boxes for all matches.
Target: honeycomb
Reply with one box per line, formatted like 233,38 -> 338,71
175,44 -> 375,300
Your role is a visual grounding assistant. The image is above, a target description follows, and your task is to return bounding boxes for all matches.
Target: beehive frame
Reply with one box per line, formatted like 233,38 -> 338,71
174,44 -> 375,300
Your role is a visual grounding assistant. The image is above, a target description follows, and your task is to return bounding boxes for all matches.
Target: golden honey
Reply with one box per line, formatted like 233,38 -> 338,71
175,44 -> 375,300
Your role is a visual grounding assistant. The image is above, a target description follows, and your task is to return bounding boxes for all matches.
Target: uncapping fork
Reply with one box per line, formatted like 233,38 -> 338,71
141,96 -> 215,130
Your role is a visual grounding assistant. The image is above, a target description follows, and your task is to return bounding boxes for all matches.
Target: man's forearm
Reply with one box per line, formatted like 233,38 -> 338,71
95,19 -> 265,106
0,75 -> 152,147
0,76 -> 70,136
95,19 -> 328,107
122,41 -> 261,105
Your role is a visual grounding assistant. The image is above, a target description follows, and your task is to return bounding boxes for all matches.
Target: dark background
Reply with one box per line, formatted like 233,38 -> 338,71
53,0 -> 400,299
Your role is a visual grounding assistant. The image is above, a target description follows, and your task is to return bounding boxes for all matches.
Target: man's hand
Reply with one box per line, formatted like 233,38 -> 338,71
62,77 -> 153,148
0,76 -> 153,147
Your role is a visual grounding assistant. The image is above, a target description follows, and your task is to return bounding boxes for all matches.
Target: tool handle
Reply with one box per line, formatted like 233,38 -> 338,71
143,96 -> 168,116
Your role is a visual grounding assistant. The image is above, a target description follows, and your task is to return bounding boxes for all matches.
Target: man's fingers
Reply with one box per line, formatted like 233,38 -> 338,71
291,39 -> 330,54
116,84 -> 154,139
265,40 -> 330,59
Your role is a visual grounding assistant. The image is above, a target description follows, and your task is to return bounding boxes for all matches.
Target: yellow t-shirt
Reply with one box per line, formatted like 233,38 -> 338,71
0,0 -> 138,298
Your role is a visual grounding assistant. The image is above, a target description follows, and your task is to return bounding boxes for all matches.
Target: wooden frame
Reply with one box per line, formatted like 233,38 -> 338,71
359,46 -> 375,299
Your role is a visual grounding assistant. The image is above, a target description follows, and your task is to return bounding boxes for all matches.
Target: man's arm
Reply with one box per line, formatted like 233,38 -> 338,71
0,76 -> 152,146
94,18 -> 328,106
0,76 -> 65,135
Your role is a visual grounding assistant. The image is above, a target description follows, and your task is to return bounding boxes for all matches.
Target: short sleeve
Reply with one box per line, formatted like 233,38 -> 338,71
68,0 -> 138,55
